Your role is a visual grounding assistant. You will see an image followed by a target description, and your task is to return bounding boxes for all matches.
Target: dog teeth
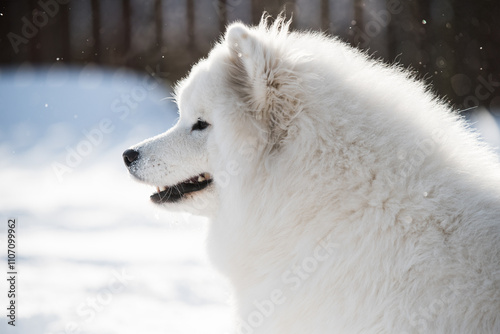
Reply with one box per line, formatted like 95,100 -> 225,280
204,173 -> 211,180
156,186 -> 160,193
198,175 -> 206,182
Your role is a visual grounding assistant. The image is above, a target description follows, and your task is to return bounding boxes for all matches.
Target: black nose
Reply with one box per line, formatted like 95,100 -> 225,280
123,149 -> 139,167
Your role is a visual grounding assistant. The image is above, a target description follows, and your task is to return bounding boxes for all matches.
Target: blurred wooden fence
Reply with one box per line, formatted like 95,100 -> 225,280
0,0 -> 498,109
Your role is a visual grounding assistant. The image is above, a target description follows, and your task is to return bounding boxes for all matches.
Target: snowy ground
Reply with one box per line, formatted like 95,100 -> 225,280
0,65 -> 499,334
0,65 -> 232,334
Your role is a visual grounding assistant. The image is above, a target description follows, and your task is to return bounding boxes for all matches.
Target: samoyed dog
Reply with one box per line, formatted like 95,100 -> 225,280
123,15 -> 500,333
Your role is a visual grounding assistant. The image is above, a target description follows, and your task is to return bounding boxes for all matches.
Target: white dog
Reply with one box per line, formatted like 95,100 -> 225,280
123,15 -> 500,333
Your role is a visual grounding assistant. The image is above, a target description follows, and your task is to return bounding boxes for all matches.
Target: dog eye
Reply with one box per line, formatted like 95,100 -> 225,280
191,119 -> 210,131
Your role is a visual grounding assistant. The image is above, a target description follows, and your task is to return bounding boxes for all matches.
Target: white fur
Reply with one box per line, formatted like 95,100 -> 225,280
126,15 -> 500,333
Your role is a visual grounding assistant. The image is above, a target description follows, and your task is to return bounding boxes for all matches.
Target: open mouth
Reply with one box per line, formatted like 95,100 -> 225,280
150,173 -> 213,204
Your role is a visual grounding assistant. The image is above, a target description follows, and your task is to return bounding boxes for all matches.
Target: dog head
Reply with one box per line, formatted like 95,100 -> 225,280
122,60 -> 222,216
123,16 -> 313,217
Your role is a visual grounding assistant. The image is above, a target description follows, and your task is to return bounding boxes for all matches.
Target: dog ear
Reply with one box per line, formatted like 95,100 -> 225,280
225,22 -> 271,120
225,19 -> 300,149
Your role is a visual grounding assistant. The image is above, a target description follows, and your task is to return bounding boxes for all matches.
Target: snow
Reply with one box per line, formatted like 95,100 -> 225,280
0,66 -> 232,334
468,108 -> 500,153
0,64 -> 498,334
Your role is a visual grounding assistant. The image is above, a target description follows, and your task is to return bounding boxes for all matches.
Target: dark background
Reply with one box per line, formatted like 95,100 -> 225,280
0,0 -> 499,112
